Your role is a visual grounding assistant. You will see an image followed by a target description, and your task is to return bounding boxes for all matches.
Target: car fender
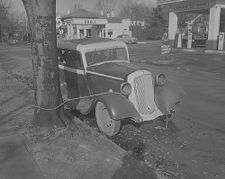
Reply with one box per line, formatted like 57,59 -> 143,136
96,93 -> 141,122
154,81 -> 185,115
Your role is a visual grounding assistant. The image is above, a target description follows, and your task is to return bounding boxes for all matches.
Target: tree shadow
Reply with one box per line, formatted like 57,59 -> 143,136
111,153 -> 157,179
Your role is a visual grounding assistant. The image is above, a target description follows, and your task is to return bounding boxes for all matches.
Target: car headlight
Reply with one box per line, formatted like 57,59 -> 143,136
156,74 -> 167,86
120,82 -> 132,96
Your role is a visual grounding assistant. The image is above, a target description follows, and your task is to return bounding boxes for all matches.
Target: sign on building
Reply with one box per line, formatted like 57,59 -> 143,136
70,18 -> 107,25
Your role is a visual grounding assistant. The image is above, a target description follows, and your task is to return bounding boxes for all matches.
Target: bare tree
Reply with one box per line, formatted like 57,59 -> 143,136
119,0 -> 133,19
94,0 -> 117,15
0,0 -> 12,41
119,0 -> 151,20
0,0 -> 10,17
70,1 -> 83,13
22,0 -> 64,127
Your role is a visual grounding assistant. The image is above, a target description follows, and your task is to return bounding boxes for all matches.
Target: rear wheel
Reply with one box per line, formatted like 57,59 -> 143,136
95,101 -> 121,137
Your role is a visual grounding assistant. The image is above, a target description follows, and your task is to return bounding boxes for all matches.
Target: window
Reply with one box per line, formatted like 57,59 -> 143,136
108,29 -> 113,37
87,29 -> 91,37
58,49 -> 83,69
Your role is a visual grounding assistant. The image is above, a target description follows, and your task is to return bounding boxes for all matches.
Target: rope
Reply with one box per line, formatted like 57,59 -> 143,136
32,91 -> 120,111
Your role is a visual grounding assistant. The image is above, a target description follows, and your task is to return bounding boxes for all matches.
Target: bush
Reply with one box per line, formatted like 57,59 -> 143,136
143,26 -> 167,40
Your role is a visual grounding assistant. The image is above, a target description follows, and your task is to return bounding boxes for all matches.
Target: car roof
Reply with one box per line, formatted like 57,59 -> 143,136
57,38 -> 127,51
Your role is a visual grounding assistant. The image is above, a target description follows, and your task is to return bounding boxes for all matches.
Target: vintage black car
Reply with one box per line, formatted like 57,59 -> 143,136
57,38 -> 182,136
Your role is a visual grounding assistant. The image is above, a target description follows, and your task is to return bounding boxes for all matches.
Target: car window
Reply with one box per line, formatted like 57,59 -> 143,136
85,48 -> 128,66
57,49 -> 66,65
58,49 -> 83,69
116,48 -> 128,61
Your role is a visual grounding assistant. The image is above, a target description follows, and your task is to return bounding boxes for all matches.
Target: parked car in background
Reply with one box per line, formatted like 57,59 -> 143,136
114,34 -> 137,44
57,38 -> 182,137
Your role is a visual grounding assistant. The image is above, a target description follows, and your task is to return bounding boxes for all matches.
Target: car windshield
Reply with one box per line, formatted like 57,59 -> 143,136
85,48 -> 128,66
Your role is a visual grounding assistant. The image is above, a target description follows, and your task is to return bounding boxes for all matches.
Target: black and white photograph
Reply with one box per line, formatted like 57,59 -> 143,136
0,0 -> 225,178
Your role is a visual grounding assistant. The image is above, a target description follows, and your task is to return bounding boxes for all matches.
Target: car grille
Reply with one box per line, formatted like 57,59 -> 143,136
133,74 -> 155,115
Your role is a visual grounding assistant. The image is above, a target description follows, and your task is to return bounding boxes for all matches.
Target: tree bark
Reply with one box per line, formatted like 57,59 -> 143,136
22,0 -> 64,127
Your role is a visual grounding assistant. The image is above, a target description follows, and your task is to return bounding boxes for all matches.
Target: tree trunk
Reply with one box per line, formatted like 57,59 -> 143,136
22,0 -> 64,127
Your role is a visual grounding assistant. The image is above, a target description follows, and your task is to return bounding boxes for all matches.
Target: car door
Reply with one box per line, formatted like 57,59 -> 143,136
58,49 -> 90,100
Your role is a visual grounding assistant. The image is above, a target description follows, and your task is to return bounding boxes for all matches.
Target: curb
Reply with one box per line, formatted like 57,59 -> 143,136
174,48 -> 204,54
175,48 -> 225,55
63,110 -> 126,154
205,49 -> 225,54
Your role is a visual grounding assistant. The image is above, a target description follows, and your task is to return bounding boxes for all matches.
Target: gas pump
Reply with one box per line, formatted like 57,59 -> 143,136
187,29 -> 192,49
186,14 -> 202,49
218,32 -> 225,50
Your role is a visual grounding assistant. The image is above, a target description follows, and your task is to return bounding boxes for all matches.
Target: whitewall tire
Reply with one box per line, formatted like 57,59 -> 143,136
95,101 -> 121,137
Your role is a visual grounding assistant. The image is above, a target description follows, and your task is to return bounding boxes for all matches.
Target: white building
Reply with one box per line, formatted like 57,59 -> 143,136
60,9 -> 131,40
106,17 -> 131,38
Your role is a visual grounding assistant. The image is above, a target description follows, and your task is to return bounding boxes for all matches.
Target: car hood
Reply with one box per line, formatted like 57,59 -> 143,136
86,62 -> 146,80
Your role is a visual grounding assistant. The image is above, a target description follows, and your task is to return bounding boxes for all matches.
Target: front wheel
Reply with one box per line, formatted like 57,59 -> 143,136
95,101 -> 121,137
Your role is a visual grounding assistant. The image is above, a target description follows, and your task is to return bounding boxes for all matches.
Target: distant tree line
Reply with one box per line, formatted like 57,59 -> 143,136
68,0 -> 169,40
96,0 -> 169,40
1,0 -> 169,42
0,0 -> 11,42
0,0 -> 30,43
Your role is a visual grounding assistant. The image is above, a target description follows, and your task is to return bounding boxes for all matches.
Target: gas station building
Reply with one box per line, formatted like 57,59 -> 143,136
158,0 -> 225,50
60,9 -> 131,40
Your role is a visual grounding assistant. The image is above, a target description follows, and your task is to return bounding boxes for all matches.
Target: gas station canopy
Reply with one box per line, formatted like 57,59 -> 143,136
158,0 -> 225,50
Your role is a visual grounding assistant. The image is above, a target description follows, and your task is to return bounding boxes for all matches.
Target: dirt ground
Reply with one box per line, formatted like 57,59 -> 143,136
0,43 -> 225,179
0,44 -> 158,179
118,44 -> 225,179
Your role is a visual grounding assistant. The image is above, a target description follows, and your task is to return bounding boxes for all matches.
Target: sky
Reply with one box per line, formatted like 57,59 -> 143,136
10,0 -> 157,15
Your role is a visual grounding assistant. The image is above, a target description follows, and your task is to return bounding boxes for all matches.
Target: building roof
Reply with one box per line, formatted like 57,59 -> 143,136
58,38 -> 113,49
57,37 -> 126,51
61,9 -> 102,20
60,9 -> 129,23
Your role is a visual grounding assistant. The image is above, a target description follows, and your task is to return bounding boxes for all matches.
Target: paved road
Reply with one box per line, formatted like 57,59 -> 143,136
0,43 -> 225,179
120,44 -> 225,179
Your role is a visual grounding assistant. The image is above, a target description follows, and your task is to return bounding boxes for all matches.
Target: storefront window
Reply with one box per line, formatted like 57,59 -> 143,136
80,30 -> 84,38
87,29 -> 91,37
108,30 -> 113,37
